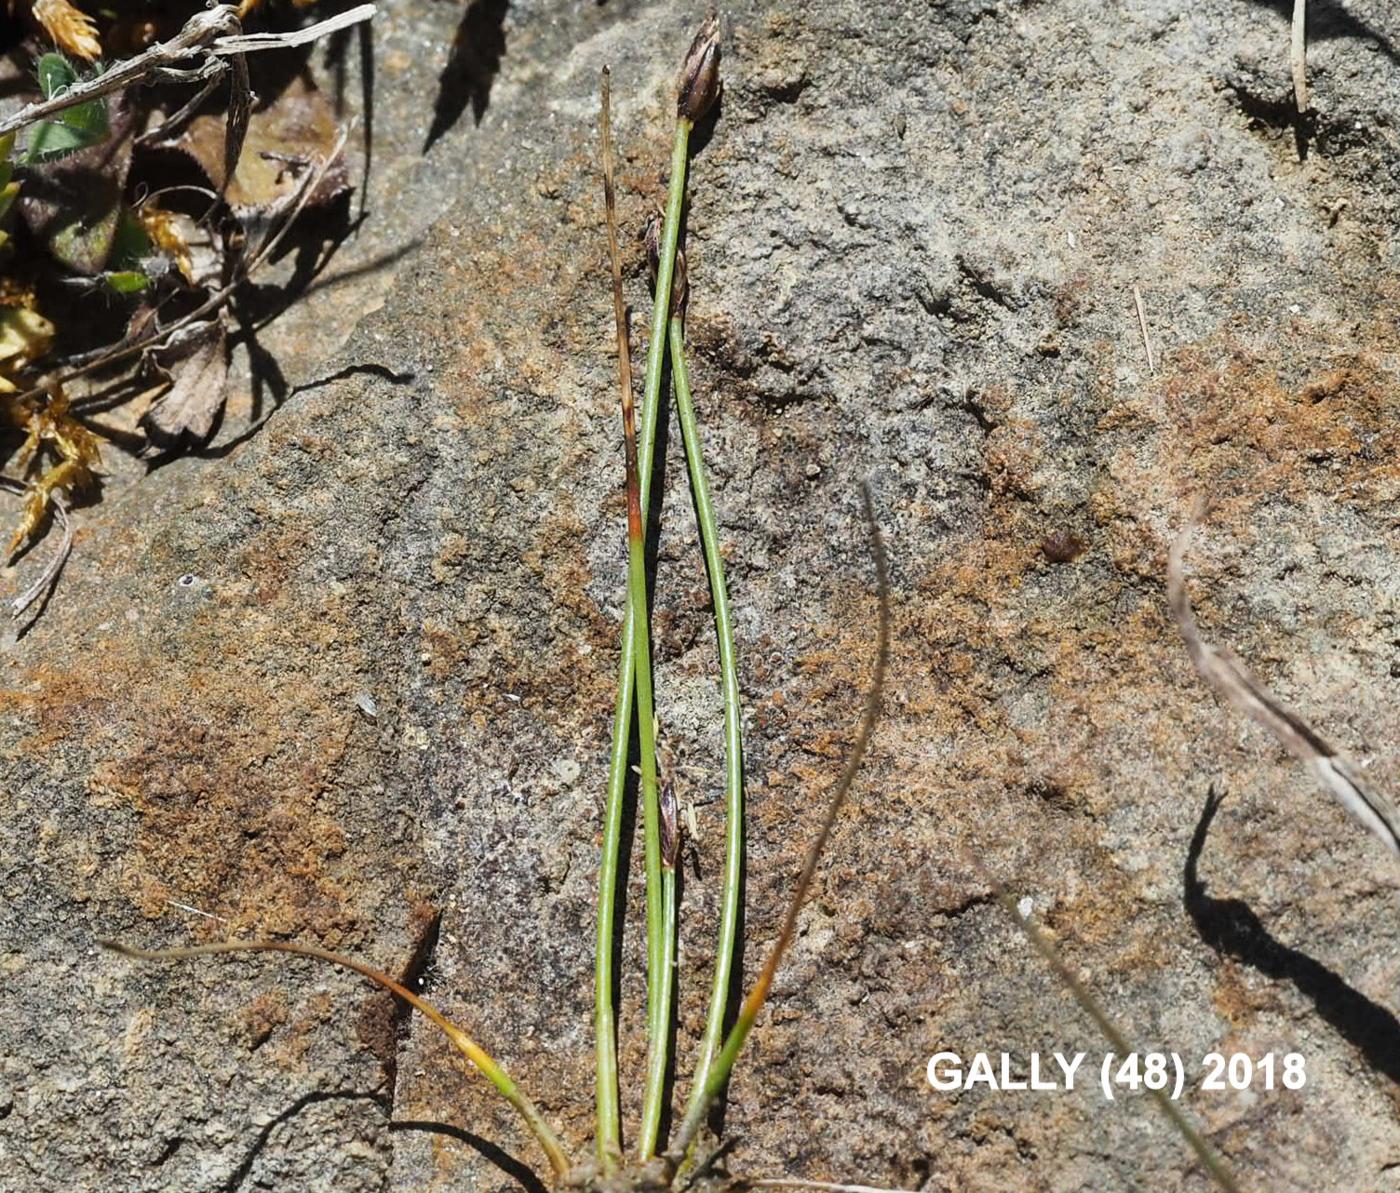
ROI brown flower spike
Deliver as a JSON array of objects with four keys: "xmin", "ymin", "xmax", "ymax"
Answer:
[{"xmin": 677, "ymin": 12, "xmax": 721, "ymax": 123}]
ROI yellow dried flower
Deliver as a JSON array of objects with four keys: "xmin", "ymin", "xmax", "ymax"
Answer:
[
  {"xmin": 139, "ymin": 204, "xmax": 194, "ymax": 283},
  {"xmin": 32, "ymin": 0, "xmax": 101, "ymax": 62},
  {"xmin": 7, "ymin": 387, "xmax": 102, "ymax": 559}
]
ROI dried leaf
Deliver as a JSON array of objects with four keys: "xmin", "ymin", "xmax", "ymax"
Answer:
[
  {"xmin": 138, "ymin": 204, "xmax": 196, "ymax": 282},
  {"xmin": 1167, "ymin": 501, "xmax": 1400, "ymax": 858},
  {"xmin": 0, "ymin": 306, "xmax": 55, "ymax": 377},
  {"xmin": 32, "ymin": 0, "xmax": 101, "ymax": 62},
  {"xmin": 176, "ymin": 75, "xmax": 347, "ymax": 215},
  {"xmin": 140, "ymin": 321, "xmax": 228, "ymax": 455}
]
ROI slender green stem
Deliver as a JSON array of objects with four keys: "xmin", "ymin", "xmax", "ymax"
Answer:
[
  {"xmin": 597, "ymin": 80, "xmax": 689, "ymax": 1170},
  {"xmin": 635, "ymin": 115, "xmax": 694, "ymax": 1162},
  {"xmin": 670, "ymin": 315, "xmax": 745, "ymax": 1129},
  {"xmin": 102, "ymin": 939, "xmax": 573, "ymax": 1178},
  {"xmin": 595, "ymin": 69, "xmax": 626, "ymax": 1169}
]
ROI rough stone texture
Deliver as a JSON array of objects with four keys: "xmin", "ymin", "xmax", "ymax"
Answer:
[{"xmin": 5, "ymin": 1, "xmax": 1400, "ymax": 1190}]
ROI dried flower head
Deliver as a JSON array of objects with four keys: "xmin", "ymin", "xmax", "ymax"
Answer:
[
  {"xmin": 32, "ymin": 0, "xmax": 101, "ymax": 61},
  {"xmin": 677, "ymin": 11, "xmax": 721, "ymax": 124},
  {"xmin": 6, "ymin": 385, "xmax": 102, "ymax": 559},
  {"xmin": 644, "ymin": 210, "xmax": 689, "ymax": 318}
]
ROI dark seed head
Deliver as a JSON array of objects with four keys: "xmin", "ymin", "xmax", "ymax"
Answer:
[
  {"xmin": 660, "ymin": 780, "xmax": 680, "ymax": 870},
  {"xmin": 677, "ymin": 12, "xmax": 722, "ymax": 123}
]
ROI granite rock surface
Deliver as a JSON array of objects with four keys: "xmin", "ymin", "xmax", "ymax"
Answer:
[{"xmin": 5, "ymin": 1, "xmax": 1400, "ymax": 1190}]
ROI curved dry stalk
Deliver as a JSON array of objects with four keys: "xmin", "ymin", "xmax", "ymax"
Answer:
[
  {"xmin": 1291, "ymin": 0, "xmax": 1308, "ymax": 114},
  {"xmin": 102, "ymin": 938, "xmax": 572, "ymax": 1178},
  {"xmin": 991, "ymin": 891, "xmax": 1242, "ymax": 1193},
  {"xmin": 670, "ymin": 484, "xmax": 890, "ymax": 1162},
  {"xmin": 1167, "ymin": 499, "xmax": 1400, "ymax": 857}
]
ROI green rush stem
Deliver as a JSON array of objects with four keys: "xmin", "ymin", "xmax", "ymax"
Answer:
[
  {"xmin": 102, "ymin": 939, "xmax": 572, "ymax": 1178},
  {"xmin": 596, "ymin": 75, "xmax": 686, "ymax": 1169},
  {"xmin": 635, "ymin": 115, "xmax": 693, "ymax": 1162},
  {"xmin": 670, "ymin": 314, "xmax": 745, "ymax": 1133}
]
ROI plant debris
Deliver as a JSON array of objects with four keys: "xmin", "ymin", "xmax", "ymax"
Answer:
[
  {"xmin": 1167, "ymin": 500, "xmax": 1400, "ymax": 858},
  {"xmin": 139, "ymin": 320, "xmax": 228, "ymax": 456},
  {"xmin": 0, "ymin": 2, "xmax": 375, "ymax": 614}
]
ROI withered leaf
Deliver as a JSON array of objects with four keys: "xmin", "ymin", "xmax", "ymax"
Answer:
[
  {"xmin": 175, "ymin": 75, "xmax": 347, "ymax": 216},
  {"xmin": 0, "ymin": 306, "xmax": 56, "ymax": 386},
  {"xmin": 32, "ymin": 0, "xmax": 101, "ymax": 62},
  {"xmin": 140, "ymin": 321, "xmax": 228, "ymax": 456}
]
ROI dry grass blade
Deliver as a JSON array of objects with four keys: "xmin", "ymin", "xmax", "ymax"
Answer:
[
  {"xmin": 1167, "ymin": 500, "xmax": 1400, "ymax": 857},
  {"xmin": 212, "ymin": 5, "xmax": 377, "ymax": 54},
  {"xmin": 1132, "ymin": 283, "xmax": 1155, "ymax": 375},
  {"xmin": 995, "ymin": 891, "xmax": 1242, "ymax": 1193},
  {"xmin": 100, "ymin": 937, "xmax": 573, "ymax": 1176},
  {"xmin": 1291, "ymin": 0, "xmax": 1308, "ymax": 114}
]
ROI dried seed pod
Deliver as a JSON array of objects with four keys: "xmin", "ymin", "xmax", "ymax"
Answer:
[
  {"xmin": 677, "ymin": 12, "xmax": 721, "ymax": 123},
  {"xmin": 660, "ymin": 779, "xmax": 680, "ymax": 870},
  {"xmin": 644, "ymin": 210, "xmax": 689, "ymax": 318}
]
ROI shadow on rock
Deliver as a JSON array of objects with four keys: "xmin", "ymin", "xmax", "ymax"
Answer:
[
  {"xmin": 1246, "ymin": 0, "xmax": 1399, "ymax": 66},
  {"xmin": 1183, "ymin": 786, "xmax": 1400, "ymax": 1085},
  {"xmin": 424, "ymin": 0, "xmax": 509, "ymax": 152},
  {"xmin": 220, "ymin": 1088, "xmax": 388, "ymax": 1193},
  {"xmin": 389, "ymin": 1119, "xmax": 547, "ymax": 1193}
]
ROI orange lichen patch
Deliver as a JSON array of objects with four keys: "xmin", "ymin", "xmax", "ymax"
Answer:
[
  {"xmin": 1146, "ymin": 339, "xmax": 1399, "ymax": 506},
  {"xmin": 0, "ymin": 663, "xmax": 113, "ymax": 752},
  {"xmin": 239, "ymin": 990, "xmax": 290, "ymax": 1050},
  {"xmin": 96, "ymin": 699, "xmax": 357, "ymax": 940},
  {"xmin": 7, "ymin": 516, "xmax": 377, "ymax": 944}
]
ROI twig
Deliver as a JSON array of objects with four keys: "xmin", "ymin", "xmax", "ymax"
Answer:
[
  {"xmin": 1133, "ymin": 284, "xmax": 1155, "ymax": 376},
  {"xmin": 1291, "ymin": 0, "xmax": 1308, "ymax": 115},
  {"xmin": 0, "ymin": 6, "xmax": 239, "ymax": 138},
  {"xmin": 1167, "ymin": 499, "xmax": 1400, "ymax": 857},
  {"xmin": 212, "ymin": 5, "xmax": 376, "ymax": 54},
  {"xmin": 0, "ymin": 3, "xmax": 377, "ymax": 141}
]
